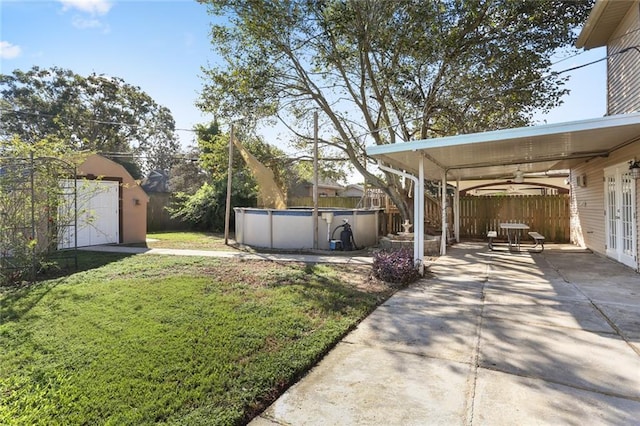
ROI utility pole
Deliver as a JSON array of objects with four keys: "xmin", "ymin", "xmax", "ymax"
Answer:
[
  {"xmin": 313, "ymin": 111, "xmax": 319, "ymax": 249},
  {"xmin": 224, "ymin": 122, "xmax": 235, "ymax": 245}
]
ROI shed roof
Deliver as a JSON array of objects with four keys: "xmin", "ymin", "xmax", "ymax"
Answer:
[{"xmin": 366, "ymin": 113, "xmax": 640, "ymax": 181}]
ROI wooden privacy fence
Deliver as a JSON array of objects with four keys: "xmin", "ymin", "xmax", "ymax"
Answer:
[
  {"xmin": 288, "ymin": 196, "xmax": 360, "ymax": 208},
  {"xmin": 459, "ymin": 195, "xmax": 570, "ymax": 242},
  {"xmin": 147, "ymin": 193, "xmax": 190, "ymax": 232},
  {"xmin": 146, "ymin": 194, "xmax": 361, "ymax": 232},
  {"xmin": 387, "ymin": 194, "xmax": 570, "ymax": 242},
  {"xmin": 291, "ymin": 194, "xmax": 570, "ymax": 243}
]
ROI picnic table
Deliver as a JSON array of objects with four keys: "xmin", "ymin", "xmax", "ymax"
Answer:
[{"xmin": 500, "ymin": 223, "xmax": 529, "ymax": 251}]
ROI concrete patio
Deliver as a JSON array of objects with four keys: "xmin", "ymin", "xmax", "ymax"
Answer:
[{"xmin": 251, "ymin": 242, "xmax": 640, "ymax": 425}]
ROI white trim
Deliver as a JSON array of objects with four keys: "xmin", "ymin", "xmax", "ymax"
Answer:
[
  {"xmin": 454, "ymin": 179, "xmax": 460, "ymax": 243},
  {"xmin": 418, "ymin": 157, "xmax": 425, "ymax": 271},
  {"xmin": 604, "ymin": 161, "xmax": 637, "ymax": 268},
  {"xmin": 367, "ymin": 113, "xmax": 640, "ymax": 157}
]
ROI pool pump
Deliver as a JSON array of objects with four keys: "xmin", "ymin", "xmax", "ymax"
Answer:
[{"xmin": 330, "ymin": 219, "xmax": 358, "ymax": 251}]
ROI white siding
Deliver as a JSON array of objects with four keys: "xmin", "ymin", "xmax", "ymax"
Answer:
[
  {"xmin": 607, "ymin": 4, "xmax": 640, "ymax": 115},
  {"xmin": 571, "ymin": 143, "xmax": 639, "ymax": 270},
  {"xmin": 571, "ymin": 162, "xmax": 606, "ymax": 251}
]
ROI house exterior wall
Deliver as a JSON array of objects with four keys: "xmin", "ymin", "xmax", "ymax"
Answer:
[
  {"xmin": 607, "ymin": 4, "xmax": 640, "ymax": 115},
  {"xmin": 288, "ymin": 182, "xmax": 342, "ymax": 198},
  {"xmin": 570, "ymin": 143, "xmax": 639, "ymax": 270},
  {"xmin": 318, "ymin": 187, "xmax": 340, "ymax": 197},
  {"xmin": 338, "ymin": 186, "xmax": 365, "ymax": 198},
  {"xmin": 78, "ymin": 155, "xmax": 149, "ymax": 244}
]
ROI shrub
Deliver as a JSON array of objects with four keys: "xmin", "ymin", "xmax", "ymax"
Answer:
[
  {"xmin": 167, "ymin": 179, "xmax": 256, "ymax": 231},
  {"xmin": 372, "ymin": 248, "xmax": 420, "ymax": 285}
]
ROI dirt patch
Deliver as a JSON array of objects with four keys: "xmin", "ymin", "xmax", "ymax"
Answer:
[{"xmin": 199, "ymin": 259, "xmax": 396, "ymax": 296}]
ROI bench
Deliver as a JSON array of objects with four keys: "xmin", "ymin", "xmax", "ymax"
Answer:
[
  {"xmin": 528, "ymin": 232, "xmax": 545, "ymax": 252},
  {"xmin": 487, "ymin": 231, "xmax": 497, "ymax": 250}
]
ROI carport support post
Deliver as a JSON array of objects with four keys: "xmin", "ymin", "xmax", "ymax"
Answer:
[
  {"xmin": 440, "ymin": 170, "xmax": 447, "ymax": 256},
  {"xmin": 417, "ymin": 157, "xmax": 425, "ymax": 275},
  {"xmin": 454, "ymin": 178, "xmax": 460, "ymax": 243}
]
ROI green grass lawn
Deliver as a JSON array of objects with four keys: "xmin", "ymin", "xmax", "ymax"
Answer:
[
  {"xmin": 1, "ymin": 251, "xmax": 393, "ymax": 425},
  {"xmin": 144, "ymin": 232, "xmax": 231, "ymax": 251}
]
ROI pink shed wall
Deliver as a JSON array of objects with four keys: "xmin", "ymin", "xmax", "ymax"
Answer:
[{"xmin": 77, "ymin": 154, "xmax": 149, "ymax": 245}]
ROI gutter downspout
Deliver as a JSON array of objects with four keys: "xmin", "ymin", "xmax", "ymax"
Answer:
[{"xmin": 377, "ymin": 160, "xmax": 424, "ymax": 275}]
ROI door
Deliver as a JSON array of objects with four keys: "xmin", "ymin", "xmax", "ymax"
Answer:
[
  {"xmin": 58, "ymin": 179, "xmax": 119, "ymax": 248},
  {"xmin": 604, "ymin": 163, "xmax": 637, "ymax": 268}
]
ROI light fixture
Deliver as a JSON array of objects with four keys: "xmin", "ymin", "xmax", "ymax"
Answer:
[{"xmin": 629, "ymin": 160, "xmax": 640, "ymax": 180}]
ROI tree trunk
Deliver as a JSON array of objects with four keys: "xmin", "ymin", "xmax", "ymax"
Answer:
[{"xmin": 356, "ymin": 165, "xmax": 414, "ymax": 229}]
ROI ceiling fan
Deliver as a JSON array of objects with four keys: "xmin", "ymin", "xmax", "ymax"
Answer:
[
  {"xmin": 513, "ymin": 168, "xmax": 525, "ymax": 183},
  {"xmin": 494, "ymin": 167, "xmax": 526, "ymax": 183}
]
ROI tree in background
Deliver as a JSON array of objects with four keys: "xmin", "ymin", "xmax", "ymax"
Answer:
[
  {"xmin": 198, "ymin": 0, "xmax": 592, "ymax": 222},
  {"xmin": 168, "ymin": 146, "xmax": 207, "ymax": 195},
  {"xmin": 169, "ymin": 121, "xmax": 262, "ymax": 230},
  {"xmin": 169, "ymin": 120, "xmax": 342, "ymax": 230},
  {"xmin": 0, "ymin": 66, "xmax": 180, "ymax": 178}
]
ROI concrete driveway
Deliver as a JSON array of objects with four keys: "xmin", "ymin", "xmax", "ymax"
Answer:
[{"xmin": 251, "ymin": 243, "xmax": 640, "ymax": 425}]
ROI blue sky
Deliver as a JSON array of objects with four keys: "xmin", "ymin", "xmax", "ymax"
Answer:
[
  {"xmin": 1, "ymin": 0, "xmax": 217, "ymax": 150},
  {"xmin": 1, "ymin": 0, "xmax": 608, "ymax": 157}
]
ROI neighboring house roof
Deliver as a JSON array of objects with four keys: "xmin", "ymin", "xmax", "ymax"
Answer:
[
  {"xmin": 141, "ymin": 169, "xmax": 170, "ymax": 193},
  {"xmin": 366, "ymin": 112, "xmax": 640, "ymax": 181},
  {"xmin": 344, "ymin": 183, "xmax": 364, "ymax": 190},
  {"xmin": 311, "ymin": 179, "xmax": 344, "ymax": 190},
  {"xmin": 288, "ymin": 178, "xmax": 345, "ymax": 198},
  {"xmin": 294, "ymin": 178, "xmax": 344, "ymax": 191},
  {"xmin": 338, "ymin": 184, "xmax": 364, "ymax": 197},
  {"xmin": 576, "ymin": 0, "xmax": 636, "ymax": 49}
]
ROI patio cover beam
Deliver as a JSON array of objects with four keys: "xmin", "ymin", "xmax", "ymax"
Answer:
[{"xmin": 367, "ymin": 113, "xmax": 640, "ymax": 182}]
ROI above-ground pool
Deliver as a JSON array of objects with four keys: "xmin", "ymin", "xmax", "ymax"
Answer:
[{"xmin": 234, "ymin": 207, "xmax": 383, "ymax": 251}]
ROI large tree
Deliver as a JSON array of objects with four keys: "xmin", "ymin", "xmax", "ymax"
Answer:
[
  {"xmin": 198, "ymin": 0, "xmax": 592, "ymax": 221},
  {"xmin": 0, "ymin": 66, "xmax": 180, "ymax": 178}
]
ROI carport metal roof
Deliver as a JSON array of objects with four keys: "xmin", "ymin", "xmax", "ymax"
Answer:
[{"xmin": 367, "ymin": 113, "xmax": 640, "ymax": 182}]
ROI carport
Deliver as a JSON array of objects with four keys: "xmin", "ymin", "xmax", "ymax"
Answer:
[{"xmin": 366, "ymin": 112, "xmax": 640, "ymax": 271}]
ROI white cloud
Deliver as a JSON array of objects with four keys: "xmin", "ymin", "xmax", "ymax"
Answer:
[
  {"xmin": 0, "ymin": 41, "xmax": 22, "ymax": 59},
  {"xmin": 59, "ymin": 0, "xmax": 112, "ymax": 16}
]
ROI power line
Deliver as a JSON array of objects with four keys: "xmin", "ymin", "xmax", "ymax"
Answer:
[
  {"xmin": 2, "ymin": 45, "xmax": 638, "ymax": 141},
  {"xmin": 352, "ymin": 44, "xmax": 640, "ymax": 141},
  {"xmin": 98, "ymin": 152, "xmax": 201, "ymax": 162},
  {"xmin": 0, "ymin": 107, "xmax": 197, "ymax": 133},
  {"xmin": 98, "ymin": 151, "xmax": 350, "ymax": 163}
]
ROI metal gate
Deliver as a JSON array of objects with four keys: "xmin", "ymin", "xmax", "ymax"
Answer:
[{"xmin": 0, "ymin": 154, "xmax": 77, "ymax": 283}]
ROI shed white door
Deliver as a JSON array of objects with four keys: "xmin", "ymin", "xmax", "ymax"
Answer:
[
  {"xmin": 58, "ymin": 180, "xmax": 119, "ymax": 248},
  {"xmin": 604, "ymin": 163, "xmax": 637, "ymax": 268}
]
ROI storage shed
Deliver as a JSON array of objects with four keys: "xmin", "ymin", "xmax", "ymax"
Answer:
[{"xmin": 60, "ymin": 154, "xmax": 148, "ymax": 247}]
